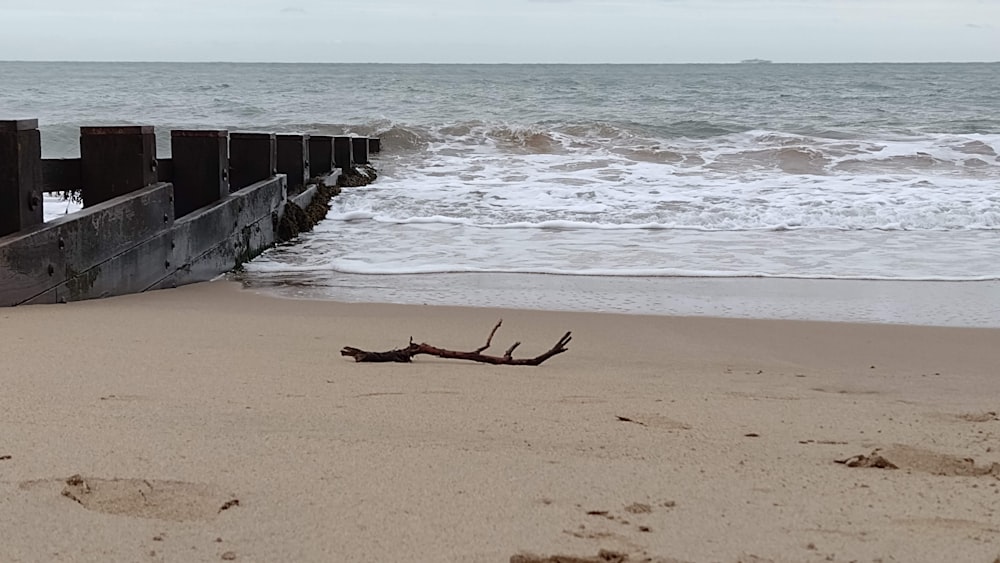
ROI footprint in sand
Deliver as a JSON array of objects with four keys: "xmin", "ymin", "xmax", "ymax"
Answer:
[
  {"xmin": 512, "ymin": 549, "xmax": 694, "ymax": 563},
  {"xmin": 955, "ymin": 411, "xmax": 999, "ymax": 423},
  {"xmin": 837, "ymin": 445, "xmax": 1000, "ymax": 477},
  {"xmin": 19, "ymin": 475, "xmax": 239, "ymax": 522}
]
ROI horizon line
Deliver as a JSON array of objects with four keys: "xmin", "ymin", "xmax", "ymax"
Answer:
[{"xmin": 2, "ymin": 59, "xmax": 999, "ymax": 65}]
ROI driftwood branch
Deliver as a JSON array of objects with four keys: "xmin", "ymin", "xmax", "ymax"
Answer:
[
  {"xmin": 475, "ymin": 319, "xmax": 503, "ymax": 353},
  {"xmin": 340, "ymin": 319, "xmax": 571, "ymax": 366}
]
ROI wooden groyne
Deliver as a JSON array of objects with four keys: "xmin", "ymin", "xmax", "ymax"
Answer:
[{"xmin": 0, "ymin": 119, "xmax": 379, "ymax": 306}]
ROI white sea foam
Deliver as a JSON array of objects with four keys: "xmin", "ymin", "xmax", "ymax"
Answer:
[
  {"xmin": 245, "ymin": 119, "xmax": 1000, "ymax": 285},
  {"xmin": 327, "ymin": 128, "xmax": 1000, "ymax": 232}
]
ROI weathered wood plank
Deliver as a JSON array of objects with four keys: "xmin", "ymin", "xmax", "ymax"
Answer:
[
  {"xmin": 55, "ymin": 182, "xmax": 175, "ymax": 277},
  {"xmin": 351, "ymin": 137, "xmax": 369, "ymax": 165},
  {"xmin": 0, "ymin": 183, "xmax": 174, "ymax": 306},
  {"xmin": 230, "ymin": 133, "xmax": 275, "ymax": 192},
  {"xmin": 333, "ymin": 136, "xmax": 353, "ymax": 169},
  {"xmin": 149, "ymin": 175, "xmax": 285, "ymax": 290},
  {"xmin": 43, "ymin": 158, "xmax": 174, "ymax": 192},
  {"xmin": 20, "ymin": 287, "xmax": 59, "ymax": 306},
  {"xmin": 80, "ymin": 126, "xmax": 158, "ymax": 207},
  {"xmin": 0, "ymin": 222, "xmax": 64, "ymax": 306},
  {"xmin": 0, "ymin": 119, "xmax": 43, "ymax": 237},
  {"xmin": 277, "ymin": 134, "xmax": 309, "ymax": 195},
  {"xmin": 37, "ymin": 230, "xmax": 175, "ymax": 303},
  {"xmin": 157, "ymin": 158, "xmax": 173, "ymax": 183},
  {"xmin": 308, "ymin": 135, "xmax": 334, "ymax": 176},
  {"xmin": 155, "ymin": 213, "xmax": 275, "ymax": 290},
  {"xmin": 42, "ymin": 158, "xmax": 174, "ymax": 193},
  {"xmin": 171, "ymin": 130, "xmax": 229, "ymax": 218},
  {"xmin": 41, "ymin": 159, "xmax": 82, "ymax": 192}
]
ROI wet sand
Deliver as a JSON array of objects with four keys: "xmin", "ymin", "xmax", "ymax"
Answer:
[
  {"xmin": 2, "ymin": 281, "xmax": 999, "ymax": 562},
  {"xmin": 243, "ymin": 273, "xmax": 1000, "ymax": 328}
]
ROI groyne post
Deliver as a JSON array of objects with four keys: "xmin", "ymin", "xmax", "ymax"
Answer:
[
  {"xmin": 351, "ymin": 137, "xmax": 369, "ymax": 165},
  {"xmin": 229, "ymin": 132, "xmax": 276, "ymax": 191},
  {"xmin": 277, "ymin": 134, "xmax": 309, "ymax": 194},
  {"xmin": 80, "ymin": 126, "xmax": 157, "ymax": 207},
  {"xmin": 369, "ymin": 138, "xmax": 381, "ymax": 153},
  {"xmin": 333, "ymin": 136, "xmax": 353, "ymax": 169},
  {"xmin": 308, "ymin": 135, "xmax": 334, "ymax": 176},
  {"xmin": 0, "ymin": 119, "xmax": 43, "ymax": 237},
  {"xmin": 171, "ymin": 130, "xmax": 229, "ymax": 217}
]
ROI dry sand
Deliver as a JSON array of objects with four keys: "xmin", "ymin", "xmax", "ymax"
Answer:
[{"xmin": 1, "ymin": 281, "xmax": 999, "ymax": 563}]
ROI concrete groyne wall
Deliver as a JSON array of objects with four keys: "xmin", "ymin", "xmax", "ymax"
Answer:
[{"xmin": 0, "ymin": 119, "xmax": 379, "ymax": 306}]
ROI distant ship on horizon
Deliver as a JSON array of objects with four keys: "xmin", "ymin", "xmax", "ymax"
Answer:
[{"xmin": 740, "ymin": 58, "xmax": 774, "ymax": 64}]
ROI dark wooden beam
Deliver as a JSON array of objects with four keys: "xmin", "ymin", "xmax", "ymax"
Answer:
[
  {"xmin": 0, "ymin": 119, "xmax": 43, "ymax": 237},
  {"xmin": 333, "ymin": 136, "xmax": 353, "ymax": 169},
  {"xmin": 351, "ymin": 137, "xmax": 369, "ymax": 165},
  {"xmin": 170, "ymin": 129, "xmax": 229, "ymax": 217},
  {"xmin": 277, "ymin": 134, "xmax": 309, "ymax": 195},
  {"xmin": 80, "ymin": 125, "xmax": 158, "ymax": 208},
  {"xmin": 229, "ymin": 132, "xmax": 276, "ymax": 191},
  {"xmin": 308, "ymin": 135, "xmax": 334, "ymax": 176},
  {"xmin": 41, "ymin": 159, "xmax": 81, "ymax": 193}
]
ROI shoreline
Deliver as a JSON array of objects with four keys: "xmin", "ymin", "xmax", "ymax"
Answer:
[
  {"xmin": 239, "ymin": 273, "xmax": 1000, "ymax": 329},
  {"xmin": 3, "ymin": 281, "xmax": 1000, "ymax": 562}
]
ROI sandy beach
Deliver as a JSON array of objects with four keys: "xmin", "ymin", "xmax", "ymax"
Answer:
[{"xmin": 2, "ymin": 280, "xmax": 999, "ymax": 563}]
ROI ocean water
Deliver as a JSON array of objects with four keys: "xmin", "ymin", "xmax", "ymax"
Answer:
[{"xmin": 4, "ymin": 62, "xmax": 999, "ymax": 325}]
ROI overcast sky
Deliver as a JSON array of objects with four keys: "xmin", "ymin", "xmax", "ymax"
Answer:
[{"xmin": 1, "ymin": 0, "xmax": 997, "ymax": 63}]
